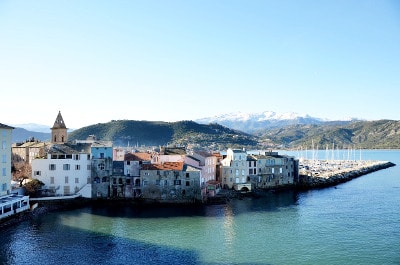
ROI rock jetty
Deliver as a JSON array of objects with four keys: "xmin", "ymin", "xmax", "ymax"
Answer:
[{"xmin": 297, "ymin": 160, "xmax": 395, "ymax": 189}]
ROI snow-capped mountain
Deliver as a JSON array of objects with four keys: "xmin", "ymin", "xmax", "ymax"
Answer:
[{"xmin": 196, "ymin": 111, "xmax": 328, "ymax": 133}]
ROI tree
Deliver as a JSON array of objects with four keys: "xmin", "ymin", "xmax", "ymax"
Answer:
[
  {"xmin": 24, "ymin": 179, "xmax": 45, "ymax": 197},
  {"xmin": 12, "ymin": 161, "xmax": 32, "ymax": 187}
]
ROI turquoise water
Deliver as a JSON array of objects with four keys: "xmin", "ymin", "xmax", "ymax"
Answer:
[{"xmin": 1, "ymin": 150, "xmax": 399, "ymax": 265}]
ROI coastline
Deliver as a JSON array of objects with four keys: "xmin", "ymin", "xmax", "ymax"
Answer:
[{"xmin": 1, "ymin": 160, "xmax": 396, "ymax": 229}]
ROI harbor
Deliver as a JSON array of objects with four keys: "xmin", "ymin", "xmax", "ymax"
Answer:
[{"xmin": 297, "ymin": 158, "xmax": 395, "ymax": 188}]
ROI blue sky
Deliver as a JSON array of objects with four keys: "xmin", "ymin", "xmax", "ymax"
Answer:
[{"xmin": 1, "ymin": 0, "xmax": 399, "ymax": 129}]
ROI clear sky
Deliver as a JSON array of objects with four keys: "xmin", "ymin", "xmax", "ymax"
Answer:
[{"xmin": 1, "ymin": 0, "xmax": 399, "ymax": 129}]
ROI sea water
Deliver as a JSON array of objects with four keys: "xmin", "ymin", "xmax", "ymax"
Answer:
[{"xmin": 0, "ymin": 150, "xmax": 399, "ymax": 265}]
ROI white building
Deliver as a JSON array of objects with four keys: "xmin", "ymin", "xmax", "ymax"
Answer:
[
  {"xmin": 30, "ymin": 112, "xmax": 92, "ymax": 198},
  {"xmin": 32, "ymin": 145, "xmax": 92, "ymax": 197}
]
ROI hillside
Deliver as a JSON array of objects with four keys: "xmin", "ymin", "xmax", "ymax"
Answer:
[
  {"xmin": 257, "ymin": 120, "xmax": 400, "ymax": 149},
  {"xmin": 12, "ymin": 128, "xmax": 51, "ymax": 143},
  {"xmin": 68, "ymin": 120, "xmax": 259, "ymax": 149},
  {"xmin": 15, "ymin": 119, "xmax": 400, "ymax": 150}
]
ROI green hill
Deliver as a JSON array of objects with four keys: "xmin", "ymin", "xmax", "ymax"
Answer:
[
  {"xmin": 68, "ymin": 120, "xmax": 259, "ymax": 149},
  {"xmin": 67, "ymin": 119, "xmax": 400, "ymax": 150},
  {"xmin": 257, "ymin": 120, "xmax": 400, "ymax": 149}
]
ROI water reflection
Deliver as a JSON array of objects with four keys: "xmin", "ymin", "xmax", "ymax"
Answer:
[{"xmin": 222, "ymin": 204, "xmax": 236, "ymax": 256}]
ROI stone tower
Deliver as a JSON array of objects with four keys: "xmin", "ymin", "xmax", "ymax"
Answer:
[{"xmin": 51, "ymin": 111, "xmax": 68, "ymax": 144}]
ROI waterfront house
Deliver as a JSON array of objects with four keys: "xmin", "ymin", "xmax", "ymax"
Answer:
[
  {"xmin": 84, "ymin": 140, "xmax": 113, "ymax": 198},
  {"xmin": 188, "ymin": 150, "xmax": 219, "ymax": 196},
  {"xmin": 220, "ymin": 148, "xmax": 250, "ymax": 191},
  {"xmin": 248, "ymin": 151, "xmax": 298, "ymax": 189},
  {"xmin": 124, "ymin": 152, "xmax": 152, "ymax": 198},
  {"xmin": 140, "ymin": 162, "xmax": 203, "ymax": 202},
  {"xmin": 32, "ymin": 144, "xmax": 92, "ymax": 197},
  {"xmin": 220, "ymin": 149, "xmax": 298, "ymax": 191}
]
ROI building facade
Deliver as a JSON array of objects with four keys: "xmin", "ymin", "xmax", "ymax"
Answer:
[
  {"xmin": 220, "ymin": 149, "xmax": 248, "ymax": 189},
  {"xmin": 140, "ymin": 162, "xmax": 202, "ymax": 202},
  {"xmin": 248, "ymin": 151, "xmax": 298, "ymax": 189},
  {"xmin": 32, "ymin": 145, "xmax": 92, "ymax": 197},
  {"xmin": 0, "ymin": 123, "xmax": 14, "ymax": 196},
  {"xmin": 220, "ymin": 149, "xmax": 298, "ymax": 191}
]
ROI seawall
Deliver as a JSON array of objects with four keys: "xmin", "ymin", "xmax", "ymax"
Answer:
[{"xmin": 297, "ymin": 161, "xmax": 395, "ymax": 189}]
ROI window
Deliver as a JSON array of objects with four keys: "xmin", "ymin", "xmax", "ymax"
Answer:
[
  {"xmin": 74, "ymin": 154, "xmax": 80, "ymax": 160},
  {"xmin": 75, "ymin": 178, "xmax": 79, "ymax": 184},
  {"xmin": 87, "ymin": 177, "xmax": 91, "ymax": 184},
  {"xmin": 63, "ymin": 164, "xmax": 70, "ymax": 170},
  {"xmin": 49, "ymin": 164, "xmax": 56, "ymax": 171},
  {"xmin": 65, "ymin": 176, "xmax": 69, "ymax": 184},
  {"xmin": 2, "ymin": 130, "xmax": 7, "ymax": 137},
  {"xmin": 100, "ymin": 153, "xmax": 104, "ymax": 159},
  {"xmin": 50, "ymin": 177, "xmax": 54, "ymax": 184},
  {"xmin": 279, "ymin": 168, "xmax": 283, "ymax": 174},
  {"xmin": 2, "ymin": 141, "xmax": 6, "ymax": 149},
  {"xmin": 2, "ymin": 183, "xmax": 7, "ymax": 191},
  {"xmin": 156, "ymin": 179, "xmax": 160, "ymax": 185},
  {"xmin": 272, "ymin": 168, "xmax": 275, "ymax": 174},
  {"xmin": 1, "ymin": 154, "xmax": 6, "ymax": 163},
  {"xmin": 87, "ymin": 165, "xmax": 91, "ymax": 170},
  {"xmin": 75, "ymin": 165, "xmax": 80, "ymax": 170},
  {"xmin": 186, "ymin": 181, "xmax": 190, "ymax": 187},
  {"xmin": 34, "ymin": 171, "xmax": 41, "ymax": 176},
  {"xmin": 2, "ymin": 168, "xmax": 6, "ymax": 176},
  {"xmin": 186, "ymin": 173, "xmax": 190, "ymax": 178},
  {"xmin": 235, "ymin": 169, "xmax": 239, "ymax": 176},
  {"xmin": 241, "ymin": 169, "xmax": 245, "ymax": 176},
  {"xmin": 174, "ymin": 180, "xmax": 181, "ymax": 185}
]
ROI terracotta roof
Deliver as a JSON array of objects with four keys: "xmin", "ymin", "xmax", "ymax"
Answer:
[
  {"xmin": 141, "ymin": 162, "xmax": 184, "ymax": 171},
  {"xmin": 125, "ymin": 152, "xmax": 152, "ymax": 161}
]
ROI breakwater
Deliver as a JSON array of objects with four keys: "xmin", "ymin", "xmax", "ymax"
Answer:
[{"xmin": 297, "ymin": 160, "xmax": 395, "ymax": 189}]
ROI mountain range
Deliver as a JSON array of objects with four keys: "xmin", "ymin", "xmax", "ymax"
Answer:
[
  {"xmin": 10, "ymin": 111, "xmax": 400, "ymax": 149},
  {"xmin": 195, "ymin": 111, "xmax": 358, "ymax": 133}
]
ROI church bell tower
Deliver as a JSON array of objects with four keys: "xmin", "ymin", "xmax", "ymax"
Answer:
[{"xmin": 51, "ymin": 111, "xmax": 68, "ymax": 144}]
